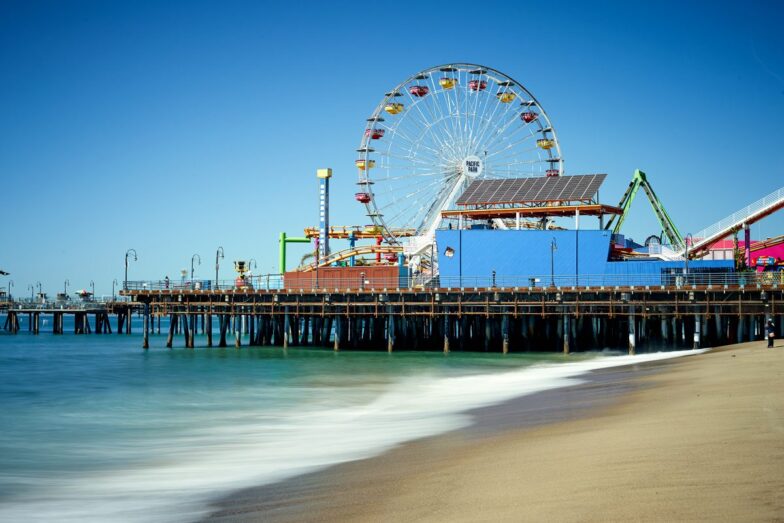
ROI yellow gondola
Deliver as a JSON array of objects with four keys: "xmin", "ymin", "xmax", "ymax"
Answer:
[
  {"xmin": 439, "ymin": 77, "xmax": 456, "ymax": 90},
  {"xmin": 537, "ymin": 138, "xmax": 555, "ymax": 150},
  {"xmin": 384, "ymin": 103, "xmax": 404, "ymax": 115},
  {"xmin": 355, "ymin": 159, "xmax": 376, "ymax": 170},
  {"xmin": 496, "ymin": 92, "xmax": 516, "ymax": 103}
]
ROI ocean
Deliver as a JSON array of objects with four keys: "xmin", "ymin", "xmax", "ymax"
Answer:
[{"xmin": 0, "ymin": 316, "xmax": 701, "ymax": 522}]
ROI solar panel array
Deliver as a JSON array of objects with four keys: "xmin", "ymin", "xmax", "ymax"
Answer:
[{"xmin": 456, "ymin": 174, "xmax": 607, "ymax": 206}]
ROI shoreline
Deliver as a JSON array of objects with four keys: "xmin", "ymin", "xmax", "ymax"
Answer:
[{"xmin": 202, "ymin": 349, "xmax": 722, "ymax": 522}]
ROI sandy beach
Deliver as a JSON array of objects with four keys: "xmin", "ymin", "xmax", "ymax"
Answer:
[{"xmin": 206, "ymin": 342, "xmax": 784, "ymax": 522}]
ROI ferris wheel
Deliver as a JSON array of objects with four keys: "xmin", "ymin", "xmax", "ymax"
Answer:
[{"xmin": 355, "ymin": 63, "xmax": 563, "ymax": 245}]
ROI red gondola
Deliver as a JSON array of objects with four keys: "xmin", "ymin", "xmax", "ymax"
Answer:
[
  {"xmin": 468, "ymin": 80, "xmax": 487, "ymax": 91},
  {"xmin": 521, "ymin": 112, "xmax": 539, "ymax": 123},
  {"xmin": 408, "ymin": 85, "xmax": 429, "ymax": 97},
  {"xmin": 385, "ymin": 253, "xmax": 398, "ymax": 262},
  {"xmin": 364, "ymin": 128, "xmax": 385, "ymax": 139},
  {"xmin": 546, "ymin": 169, "xmax": 560, "ymax": 177},
  {"xmin": 355, "ymin": 192, "xmax": 372, "ymax": 203}
]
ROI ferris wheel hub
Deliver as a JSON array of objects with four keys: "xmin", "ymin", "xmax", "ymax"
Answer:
[{"xmin": 459, "ymin": 155, "xmax": 484, "ymax": 178}]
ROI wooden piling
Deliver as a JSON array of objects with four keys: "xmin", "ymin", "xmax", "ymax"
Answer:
[
  {"xmin": 142, "ymin": 303, "xmax": 149, "ymax": 349},
  {"xmin": 166, "ymin": 314, "xmax": 176, "ymax": 348}
]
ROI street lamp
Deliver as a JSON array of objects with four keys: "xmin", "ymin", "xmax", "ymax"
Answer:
[
  {"xmin": 64, "ymin": 278, "xmax": 70, "ymax": 297},
  {"xmin": 28, "ymin": 284, "xmax": 34, "ymax": 301},
  {"xmin": 550, "ymin": 237, "xmax": 558, "ymax": 288},
  {"xmin": 191, "ymin": 254, "xmax": 201, "ymax": 289},
  {"xmin": 36, "ymin": 281, "xmax": 42, "ymax": 301},
  {"xmin": 248, "ymin": 258, "xmax": 257, "ymax": 286},
  {"xmin": 112, "ymin": 279, "xmax": 118, "ymax": 301},
  {"xmin": 684, "ymin": 233, "xmax": 693, "ymax": 284},
  {"xmin": 215, "ymin": 246, "xmax": 224, "ymax": 290},
  {"xmin": 90, "ymin": 280, "xmax": 95, "ymax": 300},
  {"xmin": 7, "ymin": 280, "xmax": 13, "ymax": 301},
  {"xmin": 124, "ymin": 249, "xmax": 138, "ymax": 291}
]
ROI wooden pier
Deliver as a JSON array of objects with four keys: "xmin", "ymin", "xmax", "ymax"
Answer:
[
  {"xmin": 116, "ymin": 282, "xmax": 783, "ymax": 354},
  {"xmin": 1, "ymin": 302, "xmax": 139, "ymax": 336}
]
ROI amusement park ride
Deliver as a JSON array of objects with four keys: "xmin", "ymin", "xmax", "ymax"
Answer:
[{"xmin": 279, "ymin": 63, "xmax": 784, "ymax": 284}]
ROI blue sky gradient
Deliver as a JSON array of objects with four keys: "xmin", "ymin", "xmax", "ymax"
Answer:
[{"xmin": 1, "ymin": 0, "xmax": 783, "ymax": 295}]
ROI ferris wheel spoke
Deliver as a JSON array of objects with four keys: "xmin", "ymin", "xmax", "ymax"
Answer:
[
  {"xmin": 485, "ymin": 135, "xmax": 541, "ymax": 160},
  {"xmin": 377, "ymin": 173, "xmax": 456, "ymax": 205},
  {"xmin": 403, "ymin": 90, "xmax": 455, "ymax": 155},
  {"xmin": 468, "ymin": 76, "xmax": 494, "ymax": 151},
  {"xmin": 485, "ymin": 147, "xmax": 541, "ymax": 167},
  {"xmin": 424, "ymin": 83, "xmax": 463, "ymax": 161},
  {"xmin": 376, "ymin": 177, "xmax": 453, "ymax": 203},
  {"xmin": 471, "ymin": 86, "xmax": 518, "ymax": 153},
  {"xmin": 378, "ymin": 182, "xmax": 451, "ymax": 226},
  {"xmin": 481, "ymin": 118, "xmax": 541, "ymax": 156},
  {"xmin": 426, "ymin": 75, "xmax": 462, "ymax": 158},
  {"xmin": 376, "ymin": 178, "xmax": 447, "ymax": 195},
  {"xmin": 377, "ymin": 149, "xmax": 448, "ymax": 168},
  {"xmin": 387, "ymin": 118, "xmax": 443, "ymax": 161},
  {"xmin": 378, "ymin": 168, "xmax": 449, "ymax": 182},
  {"xmin": 485, "ymin": 157, "xmax": 544, "ymax": 168},
  {"xmin": 450, "ymin": 69, "xmax": 467, "ymax": 156}
]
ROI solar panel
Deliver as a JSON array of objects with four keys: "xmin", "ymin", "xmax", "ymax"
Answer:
[{"xmin": 456, "ymin": 174, "xmax": 606, "ymax": 206}]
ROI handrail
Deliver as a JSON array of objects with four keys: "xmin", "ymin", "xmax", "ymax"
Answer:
[
  {"xmin": 120, "ymin": 270, "xmax": 784, "ymax": 292},
  {"xmin": 686, "ymin": 186, "xmax": 784, "ymax": 257}
]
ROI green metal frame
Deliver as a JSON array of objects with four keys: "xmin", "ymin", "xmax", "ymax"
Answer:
[
  {"xmin": 604, "ymin": 169, "xmax": 684, "ymax": 250},
  {"xmin": 279, "ymin": 232, "xmax": 311, "ymax": 274}
]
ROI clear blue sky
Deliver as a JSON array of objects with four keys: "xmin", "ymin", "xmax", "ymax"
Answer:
[{"xmin": 2, "ymin": 0, "xmax": 783, "ymax": 296}]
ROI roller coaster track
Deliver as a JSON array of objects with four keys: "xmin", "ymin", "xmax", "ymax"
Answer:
[
  {"xmin": 684, "ymin": 185, "xmax": 784, "ymax": 259},
  {"xmin": 299, "ymin": 245, "xmax": 403, "ymax": 272},
  {"xmin": 751, "ymin": 234, "xmax": 784, "ymax": 252}
]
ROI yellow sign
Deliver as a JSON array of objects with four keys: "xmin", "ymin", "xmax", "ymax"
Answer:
[{"xmin": 316, "ymin": 168, "xmax": 332, "ymax": 179}]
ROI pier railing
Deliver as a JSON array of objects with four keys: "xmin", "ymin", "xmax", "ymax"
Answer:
[{"xmin": 123, "ymin": 271, "xmax": 783, "ymax": 293}]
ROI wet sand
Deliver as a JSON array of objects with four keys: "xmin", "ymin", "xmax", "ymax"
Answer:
[{"xmin": 204, "ymin": 342, "xmax": 784, "ymax": 522}]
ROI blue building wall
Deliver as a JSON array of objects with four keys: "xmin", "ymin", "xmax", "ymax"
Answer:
[
  {"xmin": 435, "ymin": 229, "xmax": 612, "ymax": 285},
  {"xmin": 604, "ymin": 260, "xmax": 734, "ymax": 286},
  {"xmin": 435, "ymin": 229, "xmax": 734, "ymax": 287}
]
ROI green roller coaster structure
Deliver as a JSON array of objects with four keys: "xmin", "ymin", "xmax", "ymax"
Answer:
[{"xmin": 604, "ymin": 169, "xmax": 684, "ymax": 251}]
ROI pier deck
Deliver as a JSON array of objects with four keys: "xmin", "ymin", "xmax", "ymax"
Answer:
[{"xmin": 116, "ymin": 274, "xmax": 783, "ymax": 353}]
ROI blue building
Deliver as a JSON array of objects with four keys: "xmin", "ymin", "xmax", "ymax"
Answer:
[{"xmin": 435, "ymin": 229, "xmax": 733, "ymax": 287}]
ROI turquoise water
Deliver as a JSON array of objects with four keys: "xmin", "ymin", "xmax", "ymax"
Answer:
[{"xmin": 0, "ymin": 321, "xmax": 697, "ymax": 522}]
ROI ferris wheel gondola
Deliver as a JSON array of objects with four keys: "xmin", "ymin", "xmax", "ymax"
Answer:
[{"xmin": 356, "ymin": 63, "xmax": 563, "ymax": 245}]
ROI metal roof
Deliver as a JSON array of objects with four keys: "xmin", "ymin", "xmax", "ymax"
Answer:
[{"xmin": 456, "ymin": 174, "xmax": 607, "ymax": 206}]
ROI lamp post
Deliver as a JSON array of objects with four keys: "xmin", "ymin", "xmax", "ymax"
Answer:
[
  {"xmin": 124, "ymin": 249, "xmax": 138, "ymax": 291},
  {"xmin": 684, "ymin": 233, "xmax": 693, "ymax": 284},
  {"xmin": 28, "ymin": 284, "xmax": 34, "ymax": 301},
  {"xmin": 64, "ymin": 278, "xmax": 70, "ymax": 297},
  {"xmin": 112, "ymin": 279, "xmax": 118, "ymax": 301},
  {"xmin": 215, "ymin": 246, "xmax": 224, "ymax": 290},
  {"xmin": 7, "ymin": 280, "xmax": 13, "ymax": 301},
  {"xmin": 36, "ymin": 281, "xmax": 42, "ymax": 301},
  {"xmin": 248, "ymin": 258, "xmax": 257, "ymax": 286},
  {"xmin": 90, "ymin": 280, "xmax": 95, "ymax": 301},
  {"xmin": 550, "ymin": 238, "xmax": 558, "ymax": 288},
  {"xmin": 191, "ymin": 254, "xmax": 201, "ymax": 289}
]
